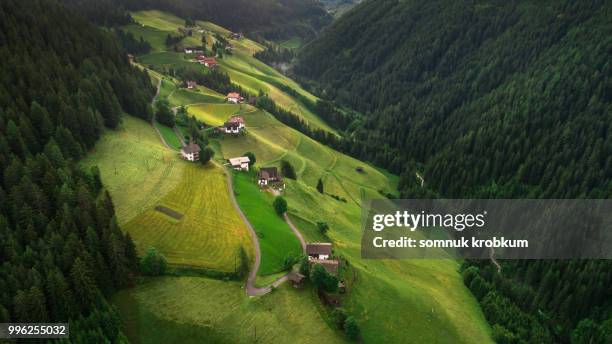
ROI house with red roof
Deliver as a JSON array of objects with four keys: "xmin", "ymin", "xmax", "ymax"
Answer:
[{"xmin": 227, "ymin": 92, "xmax": 242, "ymax": 104}]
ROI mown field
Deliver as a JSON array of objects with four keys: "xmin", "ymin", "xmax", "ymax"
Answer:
[
  {"xmin": 114, "ymin": 10, "xmax": 493, "ymax": 344},
  {"xmin": 113, "ymin": 277, "xmax": 346, "ymax": 344},
  {"xmin": 83, "ymin": 116, "xmax": 253, "ymax": 272},
  {"xmin": 82, "ymin": 116, "xmax": 184, "ymax": 224}
]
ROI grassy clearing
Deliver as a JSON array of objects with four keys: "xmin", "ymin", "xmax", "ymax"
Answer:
[
  {"xmin": 123, "ymin": 163, "xmax": 253, "ymax": 271},
  {"xmin": 84, "ymin": 116, "xmax": 253, "ymax": 272},
  {"xmin": 233, "ymin": 172, "xmax": 301, "ymax": 275},
  {"xmin": 154, "ymin": 122, "xmax": 182, "ymax": 149},
  {"xmin": 279, "ymin": 37, "xmax": 303, "ymax": 50},
  {"xmin": 187, "ymin": 103, "xmax": 243, "ymax": 126},
  {"xmin": 131, "ymin": 10, "xmax": 184, "ymax": 31},
  {"xmin": 169, "ymin": 88, "xmax": 225, "ymax": 107},
  {"xmin": 113, "ymin": 277, "xmax": 346, "ymax": 344},
  {"xmin": 82, "ymin": 116, "xmax": 183, "ymax": 224},
  {"xmin": 123, "ymin": 24, "xmax": 175, "ymax": 52}
]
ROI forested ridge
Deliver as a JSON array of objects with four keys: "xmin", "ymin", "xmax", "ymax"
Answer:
[
  {"xmin": 295, "ymin": 0, "xmax": 612, "ymax": 342},
  {"xmin": 0, "ymin": 0, "xmax": 155, "ymax": 341},
  {"xmin": 64, "ymin": 0, "xmax": 332, "ymax": 41}
]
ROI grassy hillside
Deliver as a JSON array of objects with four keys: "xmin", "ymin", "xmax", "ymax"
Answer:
[
  {"xmin": 82, "ymin": 116, "xmax": 184, "ymax": 224},
  {"xmin": 233, "ymin": 172, "xmax": 302, "ymax": 275},
  {"xmin": 83, "ymin": 116, "xmax": 253, "ymax": 272},
  {"xmin": 215, "ymin": 108, "xmax": 491, "ymax": 343},
  {"xmin": 125, "ymin": 10, "xmax": 335, "ymax": 133},
  {"xmin": 114, "ymin": 10, "xmax": 493, "ymax": 343},
  {"xmin": 113, "ymin": 277, "xmax": 345, "ymax": 344}
]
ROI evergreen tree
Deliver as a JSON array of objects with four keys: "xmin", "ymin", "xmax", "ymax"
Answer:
[{"xmin": 316, "ymin": 178, "xmax": 324, "ymax": 193}]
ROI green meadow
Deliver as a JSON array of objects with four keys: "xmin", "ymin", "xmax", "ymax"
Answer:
[
  {"xmin": 124, "ymin": 10, "xmax": 334, "ymax": 133},
  {"xmin": 109, "ymin": 10, "xmax": 493, "ymax": 344},
  {"xmin": 233, "ymin": 172, "xmax": 302, "ymax": 275},
  {"xmin": 83, "ymin": 116, "xmax": 253, "ymax": 272},
  {"xmin": 113, "ymin": 277, "xmax": 345, "ymax": 344}
]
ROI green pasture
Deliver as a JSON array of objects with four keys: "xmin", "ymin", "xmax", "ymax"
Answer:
[
  {"xmin": 233, "ymin": 171, "xmax": 301, "ymax": 275},
  {"xmin": 113, "ymin": 277, "xmax": 345, "ymax": 344}
]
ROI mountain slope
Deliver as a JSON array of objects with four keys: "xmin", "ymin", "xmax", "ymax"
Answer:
[
  {"xmin": 0, "ymin": 0, "xmax": 154, "ymax": 340},
  {"xmin": 296, "ymin": 0, "xmax": 611, "ymax": 198},
  {"xmin": 296, "ymin": 0, "xmax": 612, "ymax": 342}
]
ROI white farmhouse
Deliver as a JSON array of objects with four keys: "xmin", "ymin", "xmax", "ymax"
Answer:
[{"xmin": 229, "ymin": 156, "xmax": 250, "ymax": 171}]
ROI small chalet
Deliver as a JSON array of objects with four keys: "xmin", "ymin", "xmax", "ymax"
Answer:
[
  {"xmin": 306, "ymin": 243, "xmax": 332, "ymax": 260},
  {"xmin": 196, "ymin": 54, "xmax": 206, "ymax": 61},
  {"xmin": 127, "ymin": 54, "xmax": 134, "ymax": 63},
  {"xmin": 225, "ymin": 44, "xmax": 235, "ymax": 51},
  {"xmin": 257, "ymin": 167, "xmax": 281, "ymax": 186},
  {"xmin": 180, "ymin": 141, "xmax": 201, "ymax": 162},
  {"xmin": 227, "ymin": 92, "xmax": 242, "ymax": 104},
  {"xmin": 184, "ymin": 47, "xmax": 203, "ymax": 54},
  {"xmin": 186, "ymin": 80, "xmax": 197, "ymax": 89},
  {"xmin": 223, "ymin": 121, "xmax": 243, "ymax": 134},
  {"xmin": 228, "ymin": 116, "xmax": 245, "ymax": 128},
  {"xmin": 229, "ymin": 32, "xmax": 243, "ymax": 40},
  {"xmin": 202, "ymin": 57, "xmax": 217, "ymax": 68},
  {"xmin": 311, "ymin": 259, "xmax": 339, "ymax": 276},
  {"xmin": 229, "ymin": 156, "xmax": 250, "ymax": 171}
]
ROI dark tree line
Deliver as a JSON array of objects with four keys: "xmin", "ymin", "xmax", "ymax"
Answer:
[
  {"xmin": 114, "ymin": 29, "xmax": 152, "ymax": 55},
  {"xmin": 0, "ymin": 0, "xmax": 155, "ymax": 341},
  {"xmin": 295, "ymin": 0, "xmax": 612, "ymax": 342}
]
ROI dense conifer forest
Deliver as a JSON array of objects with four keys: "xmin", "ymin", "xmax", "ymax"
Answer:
[
  {"xmin": 295, "ymin": 0, "xmax": 611, "ymax": 342},
  {"xmin": 0, "ymin": 0, "xmax": 155, "ymax": 341}
]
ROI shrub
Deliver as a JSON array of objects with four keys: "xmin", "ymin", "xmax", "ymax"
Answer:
[
  {"xmin": 140, "ymin": 247, "xmax": 168, "ymax": 276},
  {"xmin": 273, "ymin": 196, "xmax": 288, "ymax": 215},
  {"xmin": 344, "ymin": 316, "xmax": 360, "ymax": 340},
  {"xmin": 316, "ymin": 178, "xmax": 324, "ymax": 193},
  {"xmin": 331, "ymin": 308, "xmax": 348, "ymax": 329},
  {"xmin": 199, "ymin": 146, "xmax": 214, "ymax": 164},
  {"xmin": 281, "ymin": 160, "xmax": 297, "ymax": 180},
  {"xmin": 243, "ymin": 152, "xmax": 256, "ymax": 167},
  {"xmin": 317, "ymin": 221, "xmax": 329, "ymax": 235},
  {"xmin": 311, "ymin": 264, "xmax": 338, "ymax": 293}
]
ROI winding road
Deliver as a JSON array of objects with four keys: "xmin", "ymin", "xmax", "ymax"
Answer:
[
  {"xmin": 148, "ymin": 76, "xmax": 306, "ymax": 296},
  {"xmin": 222, "ymin": 168, "xmax": 305, "ymax": 296}
]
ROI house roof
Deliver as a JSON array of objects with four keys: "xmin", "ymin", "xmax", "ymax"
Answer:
[
  {"xmin": 306, "ymin": 243, "xmax": 332, "ymax": 256},
  {"xmin": 311, "ymin": 259, "xmax": 339, "ymax": 275},
  {"xmin": 187, "ymin": 80, "xmax": 197, "ymax": 86},
  {"xmin": 181, "ymin": 141, "xmax": 201, "ymax": 154},
  {"xmin": 229, "ymin": 157, "xmax": 250, "ymax": 165},
  {"xmin": 228, "ymin": 116, "xmax": 244, "ymax": 124},
  {"xmin": 258, "ymin": 167, "xmax": 279, "ymax": 180},
  {"xmin": 227, "ymin": 92, "xmax": 241, "ymax": 99},
  {"xmin": 224, "ymin": 122, "xmax": 241, "ymax": 129},
  {"xmin": 203, "ymin": 57, "xmax": 217, "ymax": 64}
]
